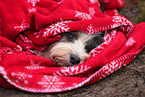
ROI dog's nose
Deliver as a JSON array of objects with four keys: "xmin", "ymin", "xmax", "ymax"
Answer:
[{"xmin": 70, "ymin": 54, "xmax": 80, "ymax": 65}]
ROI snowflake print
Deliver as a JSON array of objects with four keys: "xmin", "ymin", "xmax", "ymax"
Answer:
[
  {"xmin": 34, "ymin": 31, "xmax": 41, "ymax": 38},
  {"xmin": 103, "ymin": 33, "xmax": 112, "ymax": 42},
  {"xmin": 38, "ymin": 76, "xmax": 65, "ymax": 91},
  {"xmin": 89, "ymin": 46, "xmax": 103, "ymax": 57},
  {"xmin": 75, "ymin": 11, "xmax": 92, "ymax": 20},
  {"xmin": 112, "ymin": 16, "xmax": 123, "ymax": 23},
  {"xmin": 110, "ymin": 29, "xmax": 117, "ymax": 38},
  {"xmin": 101, "ymin": 58, "xmax": 123, "ymax": 76},
  {"xmin": 43, "ymin": 21, "xmax": 70, "ymax": 37},
  {"xmin": 126, "ymin": 37, "xmax": 136, "ymax": 46},
  {"xmin": 112, "ymin": 16, "xmax": 133, "ymax": 33},
  {"xmin": 87, "ymin": 24, "xmax": 96, "ymax": 34},
  {"xmin": 112, "ymin": 16, "xmax": 122, "ymax": 28},
  {"xmin": 53, "ymin": 65, "xmax": 91, "ymax": 76},
  {"xmin": 89, "ymin": 7, "xmax": 95, "ymax": 16},
  {"xmin": 28, "ymin": 8, "xmax": 36, "ymax": 12},
  {"xmin": 105, "ymin": 61, "xmax": 118, "ymax": 73},
  {"xmin": 25, "ymin": 60, "xmax": 45, "ymax": 70},
  {"xmin": 91, "ymin": 59, "xmax": 123, "ymax": 81},
  {"xmin": 19, "ymin": 34, "xmax": 32, "ymax": 44},
  {"xmin": 11, "ymin": 72, "xmax": 32, "ymax": 84},
  {"xmin": 27, "ymin": 0, "xmax": 40, "ymax": 7},
  {"xmin": 14, "ymin": 20, "xmax": 30, "ymax": 32},
  {"xmin": 89, "ymin": 0, "xmax": 99, "ymax": 4}
]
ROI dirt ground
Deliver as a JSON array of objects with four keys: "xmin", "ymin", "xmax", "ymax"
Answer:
[{"xmin": 0, "ymin": 0, "xmax": 145, "ymax": 97}]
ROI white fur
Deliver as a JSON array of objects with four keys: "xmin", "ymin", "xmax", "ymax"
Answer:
[{"xmin": 38, "ymin": 32, "xmax": 98, "ymax": 67}]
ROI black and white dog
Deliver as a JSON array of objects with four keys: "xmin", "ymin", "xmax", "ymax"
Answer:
[{"xmin": 39, "ymin": 31, "xmax": 103, "ymax": 67}]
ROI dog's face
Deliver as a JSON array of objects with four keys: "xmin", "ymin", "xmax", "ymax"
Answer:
[{"xmin": 43, "ymin": 31, "xmax": 103, "ymax": 67}]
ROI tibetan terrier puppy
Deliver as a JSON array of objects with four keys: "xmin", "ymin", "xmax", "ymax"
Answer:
[{"xmin": 38, "ymin": 31, "xmax": 103, "ymax": 67}]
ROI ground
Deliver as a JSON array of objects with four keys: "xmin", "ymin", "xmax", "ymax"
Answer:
[{"xmin": 0, "ymin": 0, "xmax": 145, "ymax": 97}]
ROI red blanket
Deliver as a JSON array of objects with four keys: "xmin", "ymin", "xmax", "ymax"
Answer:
[{"xmin": 0, "ymin": 0, "xmax": 145, "ymax": 93}]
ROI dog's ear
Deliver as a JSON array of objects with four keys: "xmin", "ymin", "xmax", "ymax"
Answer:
[{"xmin": 85, "ymin": 32, "xmax": 104, "ymax": 53}]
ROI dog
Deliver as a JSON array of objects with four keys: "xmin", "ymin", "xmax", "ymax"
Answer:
[{"xmin": 38, "ymin": 31, "xmax": 103, "ymax": 67}]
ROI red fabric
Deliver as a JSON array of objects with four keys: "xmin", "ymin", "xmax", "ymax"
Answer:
[{"xmin": 0, "ymin": 0, "xmax": 145, "ymax": 93}]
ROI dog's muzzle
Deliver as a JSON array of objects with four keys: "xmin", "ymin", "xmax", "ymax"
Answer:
[{"xmin": 70, "ymin": 54, "xmax": 81, "ymax": 65}]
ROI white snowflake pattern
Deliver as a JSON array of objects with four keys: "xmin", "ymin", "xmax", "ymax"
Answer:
[
  {"xmin": 110, "ymin": 30, "xmax": 117, "ymax": 38},
  {"xmin": 91, "ymin": 54, "xmax": 134, "ymax": 82},
  {"xmin": 93, "ymin": 61, "xmax": 120, "ymax": 80},
  {"xmin": 53, "ymin": 65, "xmax": 91, "ymax": 76},
  {"xmin": 75, "ymin": 11, "xmax": 92, "ymax": 20},
  {"xmin": 89, "ymin": 45, "xmax": 103, "ymax": 57},
  {"xmin": 38, "ymin": 76, "xmax": 65, "ymax": 91},
  {"xmin": 112, "ymin": 16, "xmax": 122, "ymax": 28},
  {"xmin": 89, "ymin": 7, "xmax": 95, "ymax": 16},
  {"xmin": 27, "ymin": 0, "xmax": 40, "ymax": 7},
  {"xmin": 107, "ymin": 61, "xmax": 120, "ymax": 72},
  {"xmin": 101, "ymin": 59, "xmax": 123, "ymax": 76},
  {"xmin": 11, "ymin": 72, "xmax": 32, "ymax": 84},
  {"xmin": 34, "ymin": 31, "xmax": 40, "ymax": 38},
  {"xmin": 89, "ymin": 0, "xmax": 99, "ymax": 4},
  {"xmin": 126, "ymin": 37, "xmax": 136, "ymax": 46},
  {"xmin": 14, "ymin": 20, "xmax": 30, "ymax": 32},
  {"xmin": 112, "ymin": 16, "xmax": 123, "ymax": 23},
  {"xmin": 112, "ymin": 16, "xmax": 133, "ymax": 33},
  {"xmin": 87, "ymin": 24, "xmax": 96, "ymax": 34},
  {"xmin": 25, "ymin": 60, "xmax": 45, "ymax": 70},
  {"xmin": 43, "ymin": 21, "xmax": 70, "ymax": 37},
  {"xmin": 103, "ymin": 33, "xmax": 112, "ymax": 42},
  {"xmin": 19, "ymin": 34, "xmax": 32, "ymax": 44},
  {"xmin": 28, "ymin": 8, "xmax": 36, "ymax": 12}
]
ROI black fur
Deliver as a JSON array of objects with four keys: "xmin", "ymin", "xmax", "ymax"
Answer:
[
  {"xmin": 85, "ymin": 35, "xmax": 103, "ymax": 53},
  {"xmin": 63, "ymin": 31, "xmax": 104, "ymax": 53}
]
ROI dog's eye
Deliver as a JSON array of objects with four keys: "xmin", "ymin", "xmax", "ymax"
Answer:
[
  {"xmin": 68, "ymin": 33, "xmax": 74, "ymax": 38},
  {"xmin": 67, "ymin": 33, "xmax": 75, "ymax": 41}
]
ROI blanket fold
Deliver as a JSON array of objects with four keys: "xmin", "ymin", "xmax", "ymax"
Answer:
[{"xmin": 0, "ymin": 0, "xmax": 145, "ymax": 93}]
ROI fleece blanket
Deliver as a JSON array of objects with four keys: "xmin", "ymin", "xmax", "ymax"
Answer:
[{"xmin": 0, "ymin": 0, "xmax": 145, "ymax": 93}]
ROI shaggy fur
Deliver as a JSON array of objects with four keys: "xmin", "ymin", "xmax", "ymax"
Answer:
[{"xmin": 38, "ymin": 31, "xmax": 103, "ymax": 67}]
